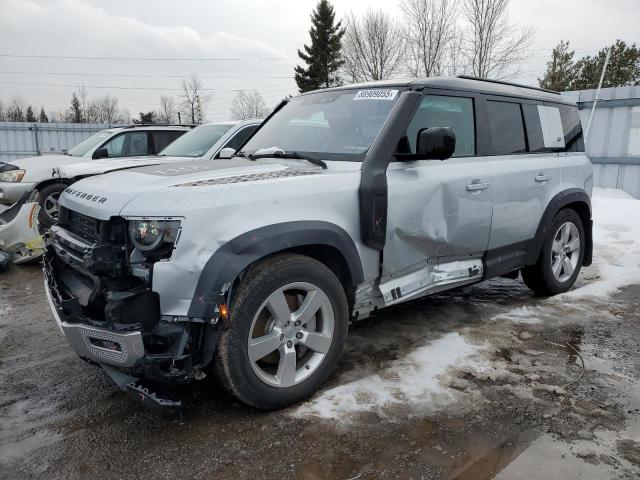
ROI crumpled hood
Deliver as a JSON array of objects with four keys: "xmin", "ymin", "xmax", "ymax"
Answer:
[
  {"xmin": 9, "ymin": 154, "xmax": 83, "ymax": 182},
  {"xmin": 56, "ymin": 155, "xmax": 196, "ymax": 179},
  {"xmin": 59, "ymin": 159, "xmax": 298, "ymax": 220}
]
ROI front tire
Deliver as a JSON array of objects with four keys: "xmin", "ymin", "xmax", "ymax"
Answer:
[
  {"xmin": 37, "ymin": 183, "xmax": 67, "ymax": 228},
  {"xmin": 215, "ymin": 254, "xmax": 349, "ymax": 409},
  {"xmin": 522, "ymin": 209, "xmax": 585, "ymax": 295}
]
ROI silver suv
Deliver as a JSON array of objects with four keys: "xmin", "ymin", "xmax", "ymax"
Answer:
[{"xmin": 44, "ymin": 77, "xmax": 593, "ymax": 412}]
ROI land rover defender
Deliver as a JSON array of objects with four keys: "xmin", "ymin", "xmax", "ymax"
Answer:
[{"xmin": 44, "ymin": 76, "xmax": 593, "ymax": 411}]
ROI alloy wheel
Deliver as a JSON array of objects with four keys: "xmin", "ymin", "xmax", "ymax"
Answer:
[
  {"xmin": 551, "ymin": 221, "xmax": 580, "ymax": 282},
  {"xmin": 248, "ymin": 282, "xmax": 335, "ymax": 388}
]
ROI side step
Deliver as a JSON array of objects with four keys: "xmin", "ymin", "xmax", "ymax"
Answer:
[
  {"xmin": 101, "ymin": 364, "xmax": 182, "ymax": 416},
  {"xmin": 378, "ymin": 258, "xmax": 483, "ymax": 306}
]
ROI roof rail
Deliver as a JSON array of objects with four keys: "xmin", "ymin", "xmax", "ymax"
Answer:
[
  {"xmin": 122, "ymin": 123, "xmax": 198, "ymax": 129},
  {"xmin": 456, "ymin": 75, "xmax": 561, "ymax": 95}
]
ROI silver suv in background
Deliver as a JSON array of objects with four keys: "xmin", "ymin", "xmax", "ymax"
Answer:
[
  {"xmin": 44, "ymin": 77, "xmax": 592, "ymax": 413},
  {"xmin": 0, "ymin": 125, "xmax": 190, "ymax": 226}
]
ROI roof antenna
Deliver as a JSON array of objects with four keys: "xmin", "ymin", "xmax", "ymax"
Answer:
[{"xmin": 584, "ymin": 48, "xmax": 611, "ymax": 146}]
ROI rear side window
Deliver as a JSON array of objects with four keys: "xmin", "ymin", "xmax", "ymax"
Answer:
[
  {"xmin": 522, "ymin": 104, "xmax": 545, "ymax": 152},
  {"xmin": 125, "ymin": 132, "xmax": 149, "ymax": 156},
  {"xmin": 152, "ymin": 131, "xmax": 185, "ymax": 154},
  {"xmin": 523, "ymin": 104, "xmax": 566, "ymax": 152},
  {"xmin": 406, "ymin": 95, "xmax": 475, "ymax": 157},
  {"xmin": 559, "ymin": 105, "xmax": 585, "ymax": 152},
  {"xmin": 486, "ymin": 100, "xmax": 526, "ymax": 155}
]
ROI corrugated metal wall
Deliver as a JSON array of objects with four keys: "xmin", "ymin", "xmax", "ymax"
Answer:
[
  {"xmin": 563, "ymin": 86, "xmax": 640, "ymax": 198},
  {"xmin": 0, "ymin": 122, "xmax": 122, "ymax": 162}
]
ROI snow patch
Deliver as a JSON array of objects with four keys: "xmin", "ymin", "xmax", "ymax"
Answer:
[
  {"xmin": 295, "ymin": 333, "xmax": 484, "ymax": 419},
  {"xmin": 560, "ymin": 188, "xmax": 640, "ymax": 300},
  {"xmin": 495, "ymin": 306, "xmax": 543, "ymax": 325}
]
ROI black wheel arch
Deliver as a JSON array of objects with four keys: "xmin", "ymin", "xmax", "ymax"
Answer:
[
  {"xmin": 186, "ymin": 221, "xmax": 365, "ymax": 319},
  {"xmin": 34, "ymin": 178, "xmax": 72, "ymax": 197},
  {"xmin": 534, "ymin": 188, "xmax": 593, "ymax": 267}
]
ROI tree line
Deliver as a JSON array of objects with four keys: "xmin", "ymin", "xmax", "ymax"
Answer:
[
  {"xmin": 295, "ymin": 0, "xmax": 535, "ymax": 91},
  {"xmin": 0, "ymin": 75, "xmax": 271, "ymax": 125},
  {"xmin": 0, "ymin": 96, "xmax": 50, "ymax": 123},
  {"xmin": 294, "ymin": 0, "xmax": 639, "ymax": 93},
  {"xmin": 538, "ymin": 40, "xmax": 640, "ymax": 92}
]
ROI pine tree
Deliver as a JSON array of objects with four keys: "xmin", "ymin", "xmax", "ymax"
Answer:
[
  {"xmin": 570, "ymin": 40, "xmax": 640, "ymax": 90},
  {"xmin": 39, "ymin": 107, "xmax": 48, "ymax": 123},
  {"xmin": 538, "ymin": 41, "xmax": 577, "ymax": 92},
  {"xmin": 26, "ymin": 106, "xmax": 37, "ymax": 122},
  {"xmin": 70, "ymin": 93, "xmax": 82, "ymax": 123},
  {"xmin": 294, "ymin": 0, "xmax": 345, "ymax": 92}
]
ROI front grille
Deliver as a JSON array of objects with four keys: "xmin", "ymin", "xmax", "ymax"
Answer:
[{"xmin": 59, "ymin": 207, "xmax": 103, "ymax": 244}]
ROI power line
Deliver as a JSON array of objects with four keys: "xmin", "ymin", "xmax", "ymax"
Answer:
[
  {"xmin": 0, "ymin": 53, "xmax": 292, "ymax": 61},
  {"xmin": 0, "ymin": 70, "xmax": 294, "ymax": 79},
  {"xmin": 0, "ymin": 80, "xmax": 293, "ymax": 92}
]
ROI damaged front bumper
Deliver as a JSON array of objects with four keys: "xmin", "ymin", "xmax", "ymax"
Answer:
[{"xmin": 44, "ymin": 217, "xmax": 222, "ymax": 395}]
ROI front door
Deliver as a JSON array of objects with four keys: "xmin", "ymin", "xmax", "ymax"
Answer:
[{"xmin": 381, "ymin": 93, "xmax": 493, "ymax": 305}]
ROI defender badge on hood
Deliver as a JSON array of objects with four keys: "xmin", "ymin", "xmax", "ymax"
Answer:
[{"xmin": 63, "ymin": 187, "xmax": 108, "ymax": 204}]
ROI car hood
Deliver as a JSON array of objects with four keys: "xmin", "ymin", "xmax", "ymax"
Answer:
[
  {"xmin": 55, "ymin": 155, "xmax": 200, "ymax": 179},
  {"xmin": 8, "ymin": 154, "xmax": 86, "ymax": 182},
  {"xmin": 59, "ymin": 158, "xmax": 308, "ymax": 220}
]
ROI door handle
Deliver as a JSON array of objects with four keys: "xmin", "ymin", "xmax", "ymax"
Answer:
[
  {"xmin": 466, "ymin": 181, "xmax": 490, "ymax": 192},
  {"xmin": 535, "ymin": 174, "xmax": 552, "ymax": 183}
]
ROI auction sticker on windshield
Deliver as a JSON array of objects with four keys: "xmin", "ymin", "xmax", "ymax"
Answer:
[{"xmin": 354, "ymin": 89, "xmax": 398, "ymax": 101}]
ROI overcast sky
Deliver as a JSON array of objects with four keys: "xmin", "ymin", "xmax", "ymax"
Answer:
[{"xmin": 0, "ymin": 0, "xmax": 638, "ymax": 122}]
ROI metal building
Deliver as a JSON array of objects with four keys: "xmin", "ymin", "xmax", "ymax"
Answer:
[
  {"xmin": 563, "ymin": 86, "xmax": 640, "ymax": 198},
  {"xmin": 0, "ymin": 122, "xmax": 121, "ymax": 162}
]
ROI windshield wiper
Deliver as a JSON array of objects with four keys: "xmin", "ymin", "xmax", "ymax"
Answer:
[{"xmin": 249, "ymin": 151, "xmax": 327, "ymax": 169}]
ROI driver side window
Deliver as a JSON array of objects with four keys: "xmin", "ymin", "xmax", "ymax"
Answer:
[
  {"xmin": 406, "ymin": 95, "xmax": 476, "ymax": 157},
  {"xmin": 100, "ymin": 132, "xmax": 150, "ymax": 158},
  {"xmin": 102, "ymin": 134, "xmax": 126, "ymax": 157}
]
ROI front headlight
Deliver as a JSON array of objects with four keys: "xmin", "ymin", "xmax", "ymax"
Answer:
[
  {"xmin": 127, "ymin": 219, "xmax": 181, "ymax": 252},
  {"xmin": 0, "ymin": 169, "xmax": 26, "ymax": 182}
]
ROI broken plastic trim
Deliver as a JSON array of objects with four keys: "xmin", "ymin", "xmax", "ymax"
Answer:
[{"xmin": 101, "ymin": 363, "xmax": 182, "ymax": 416}]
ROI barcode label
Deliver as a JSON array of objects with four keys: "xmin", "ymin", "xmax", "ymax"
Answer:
[{"xmin": 353, "ymin": 89, "xmax": 399, "ymax": 101}]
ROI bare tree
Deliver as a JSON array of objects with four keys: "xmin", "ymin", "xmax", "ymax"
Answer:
[
  {"xmin": 341, "ymin": 10, "xmax": 405, "ymax": 82},
  {"xmin": 84, "ymin": 95, "xmax": 120, "ymax": 123},
  {"xmin": 7, "ymin": 95, "xmax": 26, "ymax": 122},
  {"xmin": 158, "ymin": 96, "xmax": 176, "ymax": 124},
  {"xmin": 0, "ymin": 100, "xmax": 4, "ymax": 122},
  {"xmin": 460, "ymin": 0, "xmax": 534, "ymax": 79},
  {"xmin": 179, "ymin": 74, "xmax": 209, "ymax": 124},
  {"xmin": 230, "ymin": 91, "xmax": 269, "ymax": 120},
  {"xmin": 77, "ymin": 85, "xmax": 89, "ymax": 122},
  {"xmin": 444, "ymin": 25, "xmax": 468, "ymax": 75},
  {"xmin": 401, "ymin": 0, "xmax": 458, "ymax": 78}
]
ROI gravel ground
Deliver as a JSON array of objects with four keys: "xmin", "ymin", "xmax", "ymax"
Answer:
[{"xmin": 1, "ymin": 262, "xmax": 639, "ymax": 480}]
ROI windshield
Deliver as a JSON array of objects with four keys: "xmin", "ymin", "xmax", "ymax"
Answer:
[
  {"xmin": 240, "ymin": 88, "xmax": 401, "ymax": 161},
  {"xmin": 67, "ymin": 132, "xmax": 111, "ymax": 157},
  {"xmin": 159, "ymin": 124, "xmax": 234, "ymax": 158}
]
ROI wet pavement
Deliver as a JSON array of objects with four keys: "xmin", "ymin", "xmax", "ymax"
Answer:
[{"xmin": 1, "ymin": 262, "xmax": 639, "ymax": 479}]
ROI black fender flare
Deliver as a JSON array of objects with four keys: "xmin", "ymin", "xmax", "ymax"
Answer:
[
  {"xmin": 533, "ymin": 188, "xmax": 593, "ymax": 266},
  {"xmin": 186, "ymin": 221, "xmax": 365, "ymax": 318}
]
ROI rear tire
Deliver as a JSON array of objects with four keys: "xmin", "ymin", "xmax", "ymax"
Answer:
[
  {"xmin": 522, "ymin": 209, "xmax": 585, "ymax": 296},
  {"xmin": 37, "ymin": 183, "xmax": 67, "ymax": 228},
  {"xmin": 215, "ymin": 253, "xmax": 349, "ymax": 410}
]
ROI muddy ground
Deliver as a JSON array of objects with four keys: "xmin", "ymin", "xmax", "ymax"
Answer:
[{"xmin": 1, "ymin": 263, "xmax": 639, "ymax": 480}]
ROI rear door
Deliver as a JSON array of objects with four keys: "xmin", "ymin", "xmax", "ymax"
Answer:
[
  {"xmin": 486, "ymin": 98, "xmax": 564, "ymax": 252},
  {"xmin": 381, "ymin": 91, "xmax": 493, "ymax": 303}
]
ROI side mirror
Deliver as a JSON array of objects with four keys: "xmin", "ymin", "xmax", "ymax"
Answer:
[
  {"xmin": 92, "ymin": 148, "xmax": 108, "ymax": 159},
  {"xmin": 416, "ymin": 127, "xmax": 456, "ymax": 160},
  {"xmin": 217, "ymin": 147, "xmax": 236, "ymax": 159}
]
